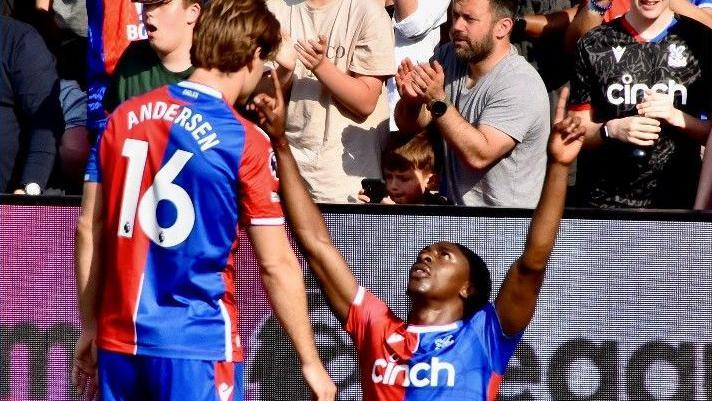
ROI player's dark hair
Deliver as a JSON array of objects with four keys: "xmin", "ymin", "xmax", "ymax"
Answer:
[{"xmin": 454, "ymin": 243, "xmax": 491, "ymax": 317}]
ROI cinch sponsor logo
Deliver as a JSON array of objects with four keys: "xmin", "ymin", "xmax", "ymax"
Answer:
[
  {"xmin": 606, "ymin": 74, "xmax": 687, "ymax": 106},
  {"xmin": 371, "ymin": 356, "xmax": 455, "ymax": 387}
]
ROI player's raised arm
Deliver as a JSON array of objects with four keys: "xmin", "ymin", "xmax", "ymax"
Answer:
[
  {"xmin": 251, "ymin": 71, "xmax": 358, "ymax": 323},
  {"xmin": 495, "ymin": 88, "xmax": 585, "ymax": 336}
]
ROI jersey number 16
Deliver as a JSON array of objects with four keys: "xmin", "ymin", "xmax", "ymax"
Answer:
[{"xmin": 117, "ymin": 138, "xmax": 196, "ymax": 247}]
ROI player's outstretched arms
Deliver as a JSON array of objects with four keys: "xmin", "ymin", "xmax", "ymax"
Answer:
[
  {"xmin": 249, "ymin": 70, "xmax": 358, "ymax": 323},
  {"xmin": 495, "ymin": 88, "xmax": 585, "ymax": 336},
  {"xmin": 72, "ymin": 182, "xmax": 103, "ymax": 401}
]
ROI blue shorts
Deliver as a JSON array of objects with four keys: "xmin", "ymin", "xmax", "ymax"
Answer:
[{"xmin": 98, "ymin": 349, "xmax": 244, "ymax": 401}]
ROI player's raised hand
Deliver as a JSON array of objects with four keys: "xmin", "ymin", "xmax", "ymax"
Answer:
[
  {"xmin": 295, "ymin": 34, "xmax": 327, "ymax": 72},
  {"xmin": 548, "ymin": 86, "xmax": 585, "ymax": 166},
  {"xmin": 302, "ymin": 361, "xmax": 336, "ymax": 401},
  {"xmin": 72, "ymin": 330, "xmax": 97, "ymax": 400},
  {"xmin": 250, "ymin": 69, "xmax": 286, "ymax": 140}
]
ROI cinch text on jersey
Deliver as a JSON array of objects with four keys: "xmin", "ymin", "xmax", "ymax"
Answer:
[
  {"xmin": 606, "ymin": 74, "xmax": 688, "ymax": 106},
  {"xmin": 126, "ymin": 101, "xmax": 221, "ymax": 152},
  {"xmin": 371, "ymin": 357, "xmax": 455, "ymax": 387}
]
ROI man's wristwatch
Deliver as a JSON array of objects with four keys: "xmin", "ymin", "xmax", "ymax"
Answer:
[
  {"xmin": 23, "ymin": 182, "xmax": 41, "ymax": 195},
  {"xmin": 428, "ymin": 98, "xmax": 449, "ymax": 119}
]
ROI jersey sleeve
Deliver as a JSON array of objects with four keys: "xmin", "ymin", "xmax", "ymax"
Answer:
[
  {"xmin": 468, "ymin": 303, "xmax": 523, "ymax": 375},
  {"xmin": 237, "ymin": 123, "xmax": 284, "ymax": 226},
  {"xmin": 569, "ymin": 37, "xmax": 594, "ymax": 111},
  {"xmin": 344, "ymin": 286, "xmax": 393, "ymax": 349}
]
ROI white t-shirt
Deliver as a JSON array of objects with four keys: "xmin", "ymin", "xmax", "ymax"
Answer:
[{"xmin": 387, "ymin": 0, "xmax": 450, "ymax": 131}]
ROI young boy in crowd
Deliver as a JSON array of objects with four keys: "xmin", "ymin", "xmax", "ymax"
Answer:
[
  {"xmin": 359, "ymin": 132, "xmax": 450, "ymax": 205},
  {"xmin": 103, "ymin": 0, "xmax": 201, "ymax": 113}
]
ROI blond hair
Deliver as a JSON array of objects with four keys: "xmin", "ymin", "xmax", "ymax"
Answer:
[{"xmin": 191, "ymin": 0, "xmax": 281, "ymax": 73}]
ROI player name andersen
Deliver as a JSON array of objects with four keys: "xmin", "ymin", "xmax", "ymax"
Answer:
[{"xmin": 125, "ymin": 100, "xmax": 221, "ymax": 152}]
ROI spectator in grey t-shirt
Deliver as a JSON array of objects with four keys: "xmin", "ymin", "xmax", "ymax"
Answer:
[{"xmin": 394, "ymin": 0, "xmax": 549, "ymax": 208}]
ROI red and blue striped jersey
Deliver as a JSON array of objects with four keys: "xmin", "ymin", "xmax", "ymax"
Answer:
[
  {"xmin": 85, "ymin": 81, "xmax": 283, "ymax": 362},
  {"xmin": 345, "ymin": 287, "xmax": 522, "ymax": 401}
]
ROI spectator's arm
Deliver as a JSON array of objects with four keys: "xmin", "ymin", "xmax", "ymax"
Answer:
[
  {"xmin": 522, "ymin": 6, "xmax": 578, "ymax": 39},
  {"xmin": 636, "ymin": 91, "xmax": 711, "ymax": 145},
  {"xmin": 671, "ymin": 0, "xmax": 712, "ymax": 29},
  {"xmin": 316, "ymin": 63, "xmax": 388, "ymax": 120},
  {"xmin": 665, "ymin": 111, "xmax": 710, "ymax": 145},
  {"xmin": 409, "ymin": 61, "xmax": 540, "ymax": 171},
  {"xmin": 394, "ymin": 0, "xmax": 418, "ymax": 21},
  {"xmin": 393, "ymin": 0, "xmax": 450, "ymax": 38},
  {"xmin": 564, "ymin": 0, "xmax": 608, "ymax": 53},
  {"xmin": 694, "ymin": 130, "xmax": 712, "ymax": 210},
  {"xmin": 435, "ymin": 107, "xmax": 517, "ymax": 171},
  {"xmin": 11, "ymin": 26, "xmax": 63, "ymax": 190}
]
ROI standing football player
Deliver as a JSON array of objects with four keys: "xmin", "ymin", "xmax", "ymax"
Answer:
[{"xmin": 72, "ymin": 1, "xmax": 335, "ymax": 400}]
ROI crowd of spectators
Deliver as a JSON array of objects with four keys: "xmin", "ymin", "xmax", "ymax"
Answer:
[{"xmin": 2, "ymin": 0, "xmax": 712, "ymax": 210}]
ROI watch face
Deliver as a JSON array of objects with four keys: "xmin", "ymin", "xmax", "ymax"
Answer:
[{"xmin": 432, "ymin": 100, "xmax": 448, "ymax": 117}]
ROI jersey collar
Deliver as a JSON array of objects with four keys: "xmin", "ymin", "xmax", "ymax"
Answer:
[
  {"xmin": 621, "ymin": 13, "xmax": 678, "ymax": 44},
  {"xmin": 406, "ymin": 321, "xmax": 461, "ymax": 333},
  {"xmin": 177, "ymin": 81, "xmax": 224, "ymax": 99}
]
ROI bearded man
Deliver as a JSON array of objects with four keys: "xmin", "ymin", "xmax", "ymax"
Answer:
[{"xmin": 394, "ymin": 0, "xmax": 551, "ymax": 208}]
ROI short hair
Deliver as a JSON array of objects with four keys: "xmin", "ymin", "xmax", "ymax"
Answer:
[
  {"xmin": 453, "ymin": 243, "xmax": 491, "ymax": 317},
  {"xmin": 488, "ymin": 0, "xmax": 517, "ymax": 20},
  {"xmin": 190, "ymin": 0, "xmax": 281, "ymax": 73},
  {"xmin": 382, "ymin": 132, "xmax": 436, "ymax": 173}
]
